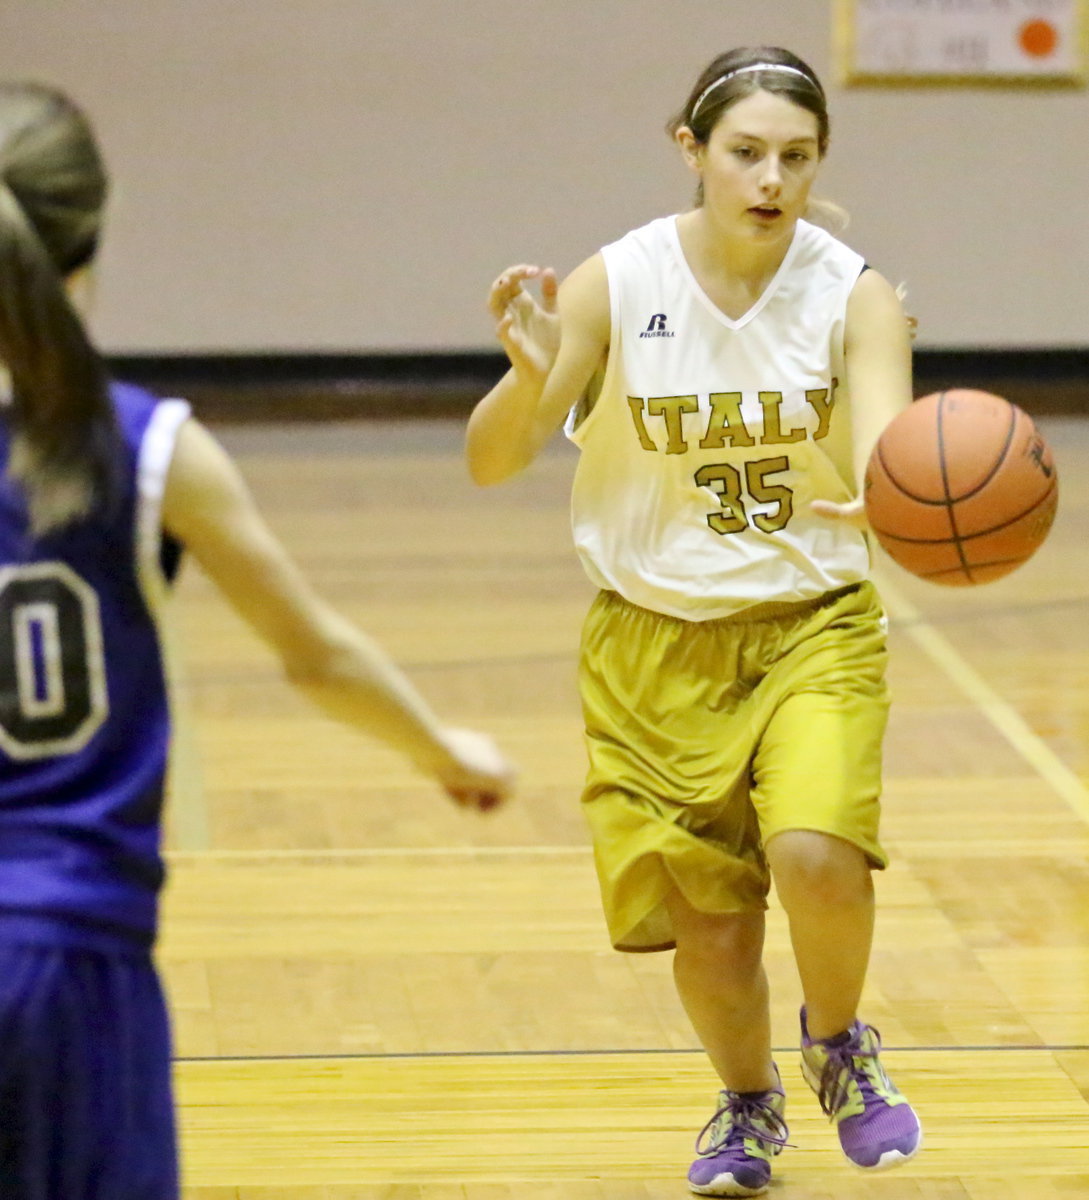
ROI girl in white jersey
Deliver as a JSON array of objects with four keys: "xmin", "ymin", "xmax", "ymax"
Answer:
[{"xmin": 467, "ymin": 46, "xmax": 921, "ymax": 1198}]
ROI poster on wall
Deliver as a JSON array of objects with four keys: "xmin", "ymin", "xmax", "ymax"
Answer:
[{"xmin": 836, "ymin": 0, "xmax": 1088, "ymax": 85}]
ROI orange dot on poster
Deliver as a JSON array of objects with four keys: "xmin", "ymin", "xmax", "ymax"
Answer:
[{"xmin": 1019, "ymin": 19, "xmax": 1059, "ymax": 58}]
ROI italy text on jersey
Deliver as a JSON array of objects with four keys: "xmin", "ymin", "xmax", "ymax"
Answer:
[
  {"xmin": 626, "ymin": 382, "xmax": 839, "ymax": 539},
  {"xmin": 626, "ymin": 382, "xmax": 837, "ymax": 454}
]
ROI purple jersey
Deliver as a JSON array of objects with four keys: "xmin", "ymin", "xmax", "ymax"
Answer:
[{"xmin": 0, "ymin": 382, "xmax": 190, "ymax": 951}]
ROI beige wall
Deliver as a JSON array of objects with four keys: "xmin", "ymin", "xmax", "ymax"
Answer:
[{"xmin": 3, "ymin": 0, "xmax": 1087, "ymax": 352}]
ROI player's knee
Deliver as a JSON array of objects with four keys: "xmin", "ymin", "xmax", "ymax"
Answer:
[
  {"xmin": 767, "ymin": 830, "xmax": 872, "ymax": 910},
  {"xmin": 670, "ymin": 904, "xmax": 765, "ymax": 984}
]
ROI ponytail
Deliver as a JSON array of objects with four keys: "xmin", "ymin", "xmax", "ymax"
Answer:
[
  {"xmin": 0, "ymin": 83, "xmax": 118, "ymax": 535},
  {"xmin": 804, "ymin": 197, "xmax": 850, "ymax": 234}
]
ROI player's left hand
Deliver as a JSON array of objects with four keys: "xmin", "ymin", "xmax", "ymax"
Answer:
[
  {"xmin": 430, "ymin": 727, "xmax": 518, "ymax": 814},
  {"xmin": 810, "ymin": 496, "xmax": 869, "ymax": 528}
]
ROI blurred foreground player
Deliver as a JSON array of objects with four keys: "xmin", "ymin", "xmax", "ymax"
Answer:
[{"xmin": 0, "ymin": 81, "xmax": 514, "ymax": 1198}]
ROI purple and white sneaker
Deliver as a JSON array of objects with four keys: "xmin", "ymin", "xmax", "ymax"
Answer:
[
  {"xmin": 800, "ymin": 1007, "xmax": 922, "ymax": 1170},
  {"xmin": 687, "ymin": 1067, "xmax": 789, "ymax": 1196}
]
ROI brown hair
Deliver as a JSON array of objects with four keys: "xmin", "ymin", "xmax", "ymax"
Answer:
[
  {"xmin": 668, "ymin": 46, "xmax": 829, "ymax": 151},
  {"xmin": 667, "ymin": 47, "xmax": 845, "ymax": 228},
  {"xmin": 0, "ymin": 82, "xmax": 118, "ymax": 535}
]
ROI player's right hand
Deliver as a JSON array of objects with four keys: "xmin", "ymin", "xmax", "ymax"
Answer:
[
  {"xmin": 488, "ymin": 263, "xmax": 561, "ymax": 382},
  {"xmin": 431, "ymin": 727, "xmax": 518, "ymax": 813}
]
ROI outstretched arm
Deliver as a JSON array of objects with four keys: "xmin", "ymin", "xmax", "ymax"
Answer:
[
  {"xmin": 811, "ymin": 268, "xmax": 913, "ymax": 526},
  {"xmin": 161, "ymin": 418, "xmax": 516, "ymax": 812},
  {"xmin": 466, "ymin": 254, "xmax": 610, "ymax": 485}
]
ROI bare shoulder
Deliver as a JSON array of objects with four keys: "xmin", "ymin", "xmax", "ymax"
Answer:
[
  {"xmin": 846, "ymin": 268, "xmax": 909, "ymax": 349},
  {"xmin": 167, "ymin": 414, "xmax": 223, "ymax": 473},
  {"xmin": 847, "ymin": 268, "xmax": 904, "ymax": 319},
  {"xmin": 557, "ymin": 252, "xmax": 610, "ymax": 340},
  {"xmin": 162, "ymin": 417, "xmax": 254, "ymax": 544}
]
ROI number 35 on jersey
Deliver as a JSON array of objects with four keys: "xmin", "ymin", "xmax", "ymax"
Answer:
[{"xmin": 627, "ymin": 384, "xmax": 837, "ymax": 536}]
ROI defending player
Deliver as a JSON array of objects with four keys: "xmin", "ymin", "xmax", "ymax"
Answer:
[
  {"xmin": 0, "ymin": 81, "xmax": 514, "ymax": 1198},
  {"xmin": 468, "ymin": 45, "xmax": 919, "ymax": 1197}
]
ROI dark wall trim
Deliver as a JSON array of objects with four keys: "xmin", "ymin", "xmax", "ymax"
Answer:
[
  {"xmin": 106, "ymin": 351, "xmax": 509, "ymax": 421},
  {"xmin": 105, "ymin": 348, "xmax": 1089, "ymax": 422},
  {"xmin": 913, "ymin": 348, "xmax": 1089, "ymax": 418}
]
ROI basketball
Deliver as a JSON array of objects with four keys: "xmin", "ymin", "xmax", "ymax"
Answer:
[{"xmin": 863, "ymin": 389, "xmax": 1058, "ymax": 586}]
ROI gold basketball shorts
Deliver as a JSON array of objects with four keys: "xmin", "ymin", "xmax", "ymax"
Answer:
[{"xmin": 578, "ymin": 581, "xmax": 890, "ymax": 952}]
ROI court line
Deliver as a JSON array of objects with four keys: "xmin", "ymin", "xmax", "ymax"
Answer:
[
  {"xmin": 877, "ymin": 571, "xmax": 1089, "ymax": 825},
  {"xmin": 171, "ymin": 650, "xmax": 577, "ymax": 686},
  {"xmin": 174, "ymin": 1043, "xmax": 1089, "ymax": 1063},
  {"xmin": 166, "ymin": 833, "xmax": 1089, "ymax": 864},
  {"xmin": 166, "ymin": 845, "xmax": 594, "ymax": 862}
]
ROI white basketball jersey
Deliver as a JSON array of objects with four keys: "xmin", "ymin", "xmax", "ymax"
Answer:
[{"xmin": 565, "ymin": 215, "xmax": 871, "ymax": 621}]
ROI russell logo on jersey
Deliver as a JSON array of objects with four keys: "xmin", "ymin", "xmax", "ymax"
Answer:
[{"xmin": 639, "ymin": 313, "xmax": 676, "ymax": 338}]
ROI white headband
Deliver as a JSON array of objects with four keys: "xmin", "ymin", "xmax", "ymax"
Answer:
[{"xmin": 689, "ymin": 63, "xmax": 818, "ymax": 122}]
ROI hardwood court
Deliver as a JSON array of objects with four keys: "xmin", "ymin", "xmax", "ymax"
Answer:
[{"xmin": 159, "ymin": 416, "xmax": 1089, "ymax": 1199}]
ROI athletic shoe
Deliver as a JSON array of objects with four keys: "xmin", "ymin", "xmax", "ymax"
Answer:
[
  {"xmin": 687, "ymin": 1067, "xmax": 789, "ymax": 1197},
  {"xmin": 799, "ymin": 1007, "xmax": 922, "ymax": 1170}
]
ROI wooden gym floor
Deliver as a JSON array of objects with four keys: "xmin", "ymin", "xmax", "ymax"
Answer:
[{"xmin": 161, "ymin": 414, "xmax": 1089, "ymax": 1199}]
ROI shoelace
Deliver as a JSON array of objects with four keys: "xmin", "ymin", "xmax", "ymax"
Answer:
[
  {"xmin": 814, "ymin": 1026, "xmax": 887, "ymax": 1117},
  {"xmin": 695, "ymin": 1092, "xmax": 791, "ymax": 1157}
]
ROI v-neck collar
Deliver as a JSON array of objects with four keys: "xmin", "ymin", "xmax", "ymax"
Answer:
[{"xmin": 667, "ymin": 215, "xmax": 804, "ymax": 331}]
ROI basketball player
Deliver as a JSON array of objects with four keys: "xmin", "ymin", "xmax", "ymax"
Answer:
[
  {"xmin": 0, "ymin": 82, "xmax": 514, "ymax": 1198},
  {"xmin": 468, "ymin": 46, "xmax": 921, "ymax": 1198}
]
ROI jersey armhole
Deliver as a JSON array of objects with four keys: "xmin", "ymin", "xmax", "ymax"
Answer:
[
  {"xmin": 565, "ymin": 249, "xmax": 620, "ymax": 444},
  {"xmin": 135, "ymin": 399, "xmax": 192, "ymax": 617}
]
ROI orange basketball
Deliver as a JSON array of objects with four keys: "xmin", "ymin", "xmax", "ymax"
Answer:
[{"xmin": 864, "ymin": 389, "xmax": 1058, "ymax": 586}]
